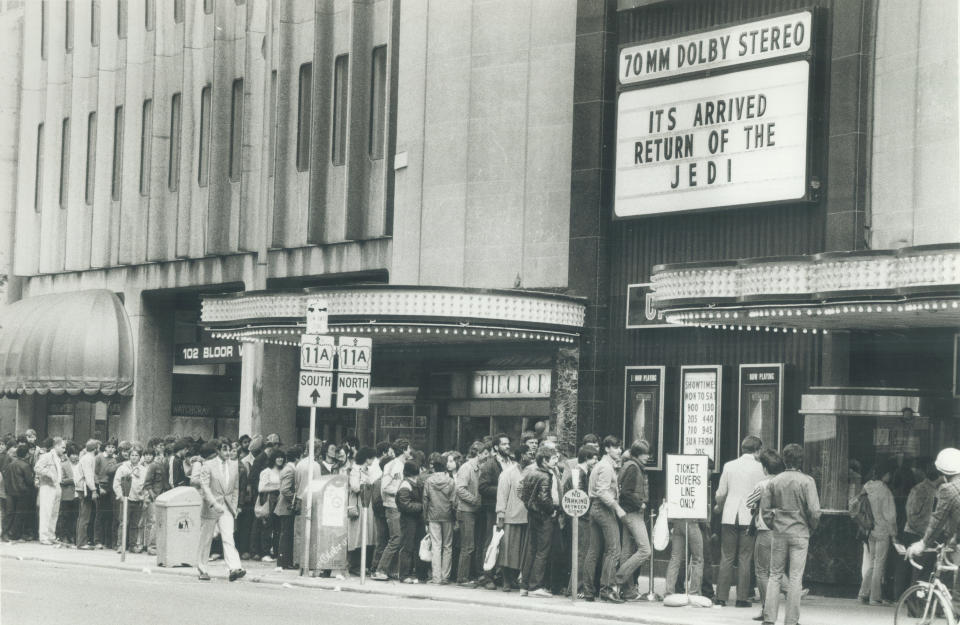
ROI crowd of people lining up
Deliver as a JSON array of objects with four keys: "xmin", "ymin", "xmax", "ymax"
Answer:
[{"xmin": 2, "ymin": 424, "xmax": 960, "ymax": 625}]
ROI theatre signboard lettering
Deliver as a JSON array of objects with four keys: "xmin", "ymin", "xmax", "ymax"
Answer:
[{"xmin": 615, "ymin": 11, "xmax": 814, "ymax": 218}]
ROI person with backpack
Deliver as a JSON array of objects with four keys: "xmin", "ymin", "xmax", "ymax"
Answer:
[{"xmin": 857, "ymin": 462, "xmax": 897, "ymax": 605}]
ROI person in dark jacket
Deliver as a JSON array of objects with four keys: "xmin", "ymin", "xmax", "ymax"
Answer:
[
  {"xmin": 247, "ymin": 433, "xmax": 279, "ymax": 559},
  {"xmin": 521, "ymin": 446, "xmax": 561, "ymax": 598},
  {"xmin": 6, "ymin": 445, "xmax": 35, "ymax": 541},
  {"xmin": 477, "ymin": 434, "xmax": 512, "ymax": 589},
  {"xmin": 615, "ymin": 439, "xmax": 651, "ymax": 600},
  {"xmin": 423, "ymin": 452, "xmax": 456, "ymax": 584},
  {"xmin": 396, "ymin": 460, "xmax": 424, "ymax": 583}
]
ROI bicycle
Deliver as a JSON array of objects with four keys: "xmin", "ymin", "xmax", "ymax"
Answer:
[{"xmin": 894, "ymin": 542, "xmax": 958, "ymax": 625}]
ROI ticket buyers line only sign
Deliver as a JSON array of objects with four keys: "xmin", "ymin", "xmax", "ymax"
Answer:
[
  {"xmin": 666, "ymin": 454, "xmax": 709, "ymax": 520},
  {"xmin": 614, "ymin": 11, "xmax": 813, "ymax": 218}
]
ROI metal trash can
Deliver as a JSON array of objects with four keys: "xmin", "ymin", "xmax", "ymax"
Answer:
[{"xmin": 155, "ymin": 486, "xmax": 202, "ymax": 567}]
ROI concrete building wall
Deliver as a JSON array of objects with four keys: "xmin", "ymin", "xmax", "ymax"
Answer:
[
  {"xmin": 870, "ymin": 0, "xmax": 960, "ymax": 248},
  {"xmin": 391, "ymin": 0, "xmax": 576, "ymax": 290}
]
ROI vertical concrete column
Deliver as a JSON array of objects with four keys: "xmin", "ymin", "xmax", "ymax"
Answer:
[
  {"xmin": 14, "ymin": 394, "xmax": 47, "ymax": 437},
  {"xmin": 120, "ymin": 291, "xmax": 174, "ymax": 441},
  {"xmin": 551, "ymin": 344, "xmax": 581, "ymax": 452},
  {"xmin": 238, "ymin": 342, "xmax": 297, "ymax": 443}
]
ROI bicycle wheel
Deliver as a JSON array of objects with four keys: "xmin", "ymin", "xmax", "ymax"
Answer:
[{"xmin": 895, "ymin": 584, "xmax": 956, "ymax": 625}]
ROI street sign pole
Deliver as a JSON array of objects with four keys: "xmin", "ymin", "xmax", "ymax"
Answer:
[
  {"xmin": 571, "ymin": 510, "xmax": 578, "ymax": 603},
  {"xmin": 301, "ymin": 404, "xmax": 317, "ymax": 576},
  {"xmin": 360, "ymin": 500, "xmax": 367, "ymax": 584}
]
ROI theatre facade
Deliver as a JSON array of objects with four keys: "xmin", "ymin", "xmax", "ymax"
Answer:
[{"xmin": 601, "ymin": 0, "xmax": 958, "ymax": 591}]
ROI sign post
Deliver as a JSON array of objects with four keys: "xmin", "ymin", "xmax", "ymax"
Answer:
[
  {"xmin": 562, "ymin": 482, "xmax": 590, "ymax": 604},
  {"xmin": 665, "ymin": 454, "xmax": 709, "ymax": 596},
  {"xmin": 300, "ymin": 301, "xmax": 331, "ymax": 576}
]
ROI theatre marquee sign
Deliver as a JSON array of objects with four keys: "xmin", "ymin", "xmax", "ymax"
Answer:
[{"xmin": 615, "ymin": 11, "xmax": 813, "ymax": 218}]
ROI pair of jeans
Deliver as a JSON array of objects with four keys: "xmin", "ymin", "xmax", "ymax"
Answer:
[
  {"xmin": 373, "ymin": 512, "xmax": 389, "ymax": 568},
  {"xmin": 277, "ymin": 514, "xmax": 295, "ymax": 568},
  {"xmin": 377, "ymin": 507, "xmax": 403, "ymax": 577},
  {"xmin": 616, "ymin": 510, "xmax": 652, "ymax": 593},
  {"xmin": 763, "ymin": 533, "xmax": 809, "ymax": 625},
  {"xmin": 582, "ymin": 505, "xmax": 621, "ymax": 593},
  {"xmin": 456, "ymin": 509, "xmax": 479, "ymax": 583},
  {"xmin": 93, "ymin": 490, "xmax": 113, "ymax": 546},
  {"xmin": 121, "ymin": 502, "xmax": 142, "ymax": 550},
  {"xmin": 76, "ymin": 495, "xmax": 96, "ymax": 546},
  {"xmin": 859, "ymin": 534, "xmax": 891, "ymax": 603},
  {"xmin": 234, "ymin": 507, "xmax": 253, "ymax": 555},
  {"xmin": 57, "ymin": 499, "xmax": 79, "ymax": 542},
  {"xmin": 6, "ymin": 495, "xmax": 31, "ymax": 540},
  {"xmin": 398, "ymin": 515, "xmax": 419, "ymax": 579},
  {"xmin": 428, "ymin": 521, "xmax": 453, "ymax": 583},
  {"xmin": 523, "ymin": 511, "xmax": 553, "ymax": 590},
  {"xmin": 717, "ymin": 523, "xmax": 756, "ymax": 602},
  {"xmin": 665, "ymin": 519, "xmax": 703, "ymax": 595},
  {"xmin": 142, "ymin": 502, "xmax": 157, "ymax": 550}
]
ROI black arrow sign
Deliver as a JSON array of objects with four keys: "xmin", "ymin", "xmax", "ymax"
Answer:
[
  {"xmin": 342, "ymin": 390, "xmax": 365, "ymax": 404},
  {"xmin": 310, "ymin": 389, "xmax": 321, "ymax": 403}
]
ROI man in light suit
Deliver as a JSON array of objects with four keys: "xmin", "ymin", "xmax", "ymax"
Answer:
[
  {"xmin": 35, "ymin": 437, "xmax": 66, "ymax": 545},
  {"xmin": 192, "ymin": 440, "xmax": 245, "ymax": 581},
  {"xmin": 714, "ymin": 435, "xmax": 766, "ymax": 607}
]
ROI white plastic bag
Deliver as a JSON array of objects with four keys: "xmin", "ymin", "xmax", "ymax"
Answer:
[
  {"xmin": 652, "ymin": 502, "xmax": 670, "ymax": 551},
  {"xmin": 483, "ymin": 527, "xmax": 504, "ymax": 571},
  {"xmin": 419, "ymin": 534, "xmax": 432, "ymax": 562}
]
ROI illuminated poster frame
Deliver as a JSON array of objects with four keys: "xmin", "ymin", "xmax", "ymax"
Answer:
[
  {"xmin": 623, "ymin": 366, "xmax": 666, "ymax": 470},
  {"xmin": 738, "ymin": 363, "xmax": 784, "ymax": 451}
]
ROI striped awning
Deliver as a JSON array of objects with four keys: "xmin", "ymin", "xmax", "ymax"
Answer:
[{"xmin": 0, "ymin": 289, "xmax": 134, "ymax": 397}]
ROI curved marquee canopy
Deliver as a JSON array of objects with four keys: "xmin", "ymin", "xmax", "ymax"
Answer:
[
  {"xmin": 0, "ymin": 290, "xmax": 134, "ymax": 397},
  {"xmin": 201, "ymin": 285, "xmax": 587, "ymax": 345}
]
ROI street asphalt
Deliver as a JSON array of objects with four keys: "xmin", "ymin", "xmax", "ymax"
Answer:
[
  {"xmin": 0, "ymin": 541, "xmax": 898, "ymax": 625},
  {"xmin": 1, "ymin": 558, "xmax": 618, "ymax": 625}
]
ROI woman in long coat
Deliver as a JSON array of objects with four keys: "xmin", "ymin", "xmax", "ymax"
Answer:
[{"xmin": 346, "ymin": 447, "xmax": 379, "ymax": 574}]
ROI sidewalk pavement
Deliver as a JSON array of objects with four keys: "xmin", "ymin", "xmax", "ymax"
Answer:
[{"xmin": 0, "ymin": 541, "xmax": 891, "ymax": 625}]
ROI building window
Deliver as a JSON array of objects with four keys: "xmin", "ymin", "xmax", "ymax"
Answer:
[
  {"xmin": 173, "ymin": 0, "xmax": 183, "ymax": 23},
  {"xmin": 332, "ymin": 54, "xmax": 348, "ymax": 166},
  {"xmin": 65, "ymin": 1, "xmax": 74, "ymax": 52},
  {"xmin": 34, "ymin": 123, "xmax": 44, "ymax": 212},
  {"xmin": 117, "ymin": 0, "xmax": 126, "ymax": 39},
  {"xmin": 139, "ymin": 99, "xmax": 152, "ymax": 196},
  {"xmin": 369, "ymin": 46, "xmax": 386, "ymax": 159},
  {"xmin": 168, "ymin": 93, "xmax": 181, "ymax": 191},
  {"xmin": 198, "ymin": 85, "xmax": 211, "ymax": 186},
  {"xmin": 40, "ymin": 0, "xmax": 47, "ymax": 59},
  {"xmin": 144, "ymin": 0, "xmax": 153, "ymax": 31},
  {"xmin": 203, "ymin": 0, "xmax": 212, "ymax": 15},
  {"xmin": 229, "ymin": 78, "xmax": 243, "ymax": 181},
  {"xmin": 85, "ymin": 112, "xmax": 96, "ymax": 205},
  {"xmin": 59, "ymin": 118, "xmax": 70, "ymax": 208},
  {"xmin": 296, "ymin": 62, "xmax": 311, "ymax": 172},
  {"xmin": 269, "ymin": 69, "xmax": 277, "ymax": 177},
  {"xmin": 111, "ymin": 105, "xmax": 123, "ymax": 201},
  {"xmin": 91, "ymin": 0, "xmax": 100, "ymax": 47}
]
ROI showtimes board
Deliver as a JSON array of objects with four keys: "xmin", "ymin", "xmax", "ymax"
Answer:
[{"xmin": 680, "ymin": 365, "xmax": 722, "ymax": 464}]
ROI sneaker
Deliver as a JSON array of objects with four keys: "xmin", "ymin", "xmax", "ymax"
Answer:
[
  {"xmin": 78, "ymin": 544, "xmax": 94, "ymax": 550},
  {"xmin": 229, "ymin": 569, "xmax": 247, "ymax": 582},
  {"xmin": 599, "ymin": 587, "xmax": 625, "ymax": 604},
  {"xmin": 483, "ymin": 581, "xmax": 497, "ymax": 591},
  {"xmin": 622, "ymin": 590, "xmax": 644, "ymax": 602},
  {"xmin": 198, "ymin": 570, "xmax": 211, "ymax": 581},
  {"xmin": 94, "ymin": 543, "xmax": 104, "ymax": 550},
  {"xmin": 529, "ymin": 588, "xmax": 553, "ymax": 598},
  {"xmin": 371, "ymin": 571, "xmax": 390, "ymax": 581},
  {"xmin": 261, "ymin": 555, "xmax": 275, "ymax": 563},
  {"xmin": 401, "ymin": 577, "xmax": 419, "ymax": 584},
  {"xmin": 457, "ymin": 581, "xmax": 478, "ymax": 589}
]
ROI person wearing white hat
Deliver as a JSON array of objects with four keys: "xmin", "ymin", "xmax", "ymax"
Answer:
[{"xmin": 906, "ymin": 448, "xmax": 960, "ymax": 561}]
